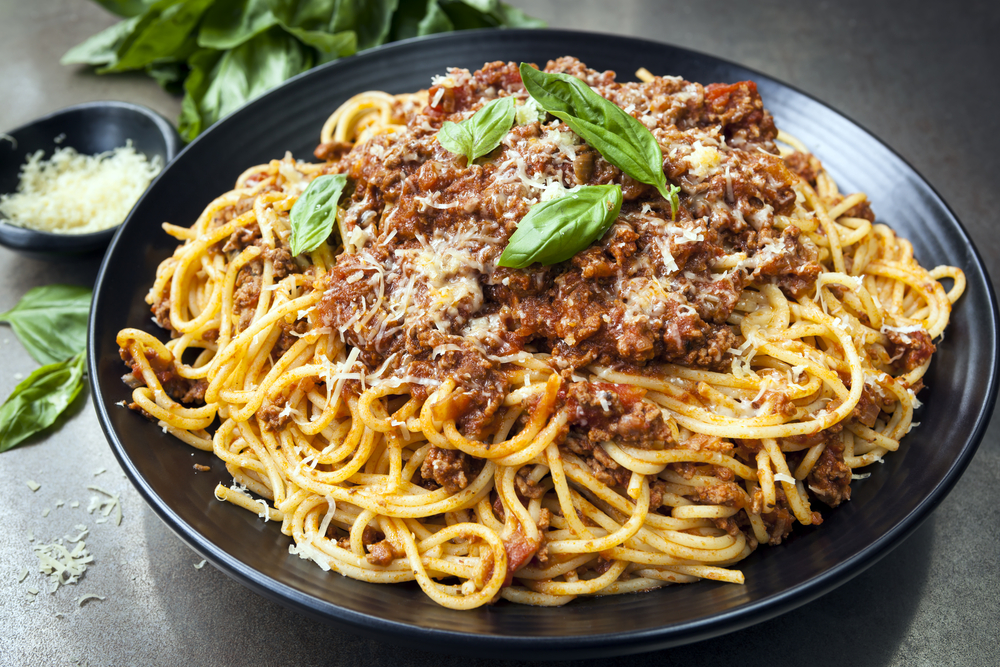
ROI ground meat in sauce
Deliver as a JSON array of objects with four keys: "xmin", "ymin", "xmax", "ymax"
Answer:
[
  {"xmin": 258, "ymin": 400, "xmax": 291, "ymax": 432},
  {"xmin": 751, "ymin": 225, "xmax": 822, "ymax": 298},
  {"xmin": 560, "ymin": 381, "xmax": 673, "ymax": 448},
  {"xmin": 562, "ymin": 435, "xmax": 632, "ymax": 488},
  {"xmin": 783, "ymin": 151, "xmax": 822, "ymax": 186},
  {"xmin": 807, "ymin": 441, "xmax": 853, "ymax": 507},
  {"xmin": 885, "ymin": 329, "xmax": 935, "ymax": 373},
  {"xmin": 420, "ymin": 447, "xmax": 484, "ymax": 493},
  {"xmin": 308, "ymin": 57, "xmax": 824, "ymax": 446},
  {"xmin": 119, "ymin": 347, "xmax": 207, "ymax": 406}
]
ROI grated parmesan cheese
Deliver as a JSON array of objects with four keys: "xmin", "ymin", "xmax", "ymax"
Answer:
[
  {"xmin": 76, "ymin": 594, "xmax": 105, "ymax": 607},
  {"xmin": 0, "ymin": 141, "xmax": 162, "ymax": 234},
  {"xmin": 34, "ymin": 540, "xmax": 94, "ymax": 592},
  {"xmin": 685, "ymin": 141, "xmax": 722, "ymax": 178},
  {"xmin": 881, "ymin": 323, "xmax": 924, "ymax": 335},
  {"xmin": 86, "ymin": 486, "xmax": 122, "ymax": 526}
]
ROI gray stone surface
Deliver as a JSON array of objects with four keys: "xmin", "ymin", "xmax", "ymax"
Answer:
[{"xmin": 0, "ymin": 0, "xmax": 997, "ymax": 665}]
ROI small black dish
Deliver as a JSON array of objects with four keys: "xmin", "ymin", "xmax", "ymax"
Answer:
[{"xmin": 0, "ymin": 101, "xmax": 182, "ymax": 255}]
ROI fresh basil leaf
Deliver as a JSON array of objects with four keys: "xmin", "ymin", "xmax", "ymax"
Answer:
[
  {"xmin": 178, "ymin": 48, "xmax": 223, "ymax": 142},
  {"xmin": 438, "ymin": 0, "xmax": 499, "ymax": 29},
  {"xmin": 498, "ymin": 184, "xmax": 623, "ymax": 268},
  {"xmin": 330, "ymin": 0, "xmax": 398, "ymax": 50},
  {"xmin": 266, "ymin": 0, "xmax": 337, "ymax": 29},
  {"xmin": 519, "ymin": 63, "xmax": 680, "ymax": 214},
  {"xmin": 440, "ymin": 0, "xmax": 543, "ymax": 29},
  {"xmin": 146, "ymin": 59, "xmax": 189, "ymax": 93},
  {"xmin": 290, "ymin": 174, "xmax": 348, "ymax": 256},
  {"xmin": 391, "ymin": 0, "xmax": 453, "ymax": 40},
  {"xmin": 418, "ymin": 0, "xmax": 455, "ymax": 34},
  {"xmin": 92, "ymin": 0, "xmax": 159, "ymax": 17},
  {"xmin": 285, "ymin": 26, "xmax": 355, "ymax": 55},
  {"xmin": 199, "ymin": 0, "xmax": 278, "ymax": 50},
  {"xmin": 101, "ymin": 0, "xmax": 216, "ymax": 73},
  {"xmin": 61, "ymin": 15, "xmax": 143, "ymax": 67},
  {"xmin": 268, "ymin": 0, "xmax": 353, "ymax": 61},
  {"xmin": 0, "ymin": 286, "xmax": 91, "ymax": 367},
  {"xmin": 493, "ymin": 3, "xmax": 546, "ymax": 28},
  {"xmin": 197, "ymin": 28, "xmax": 314, "ymax": 134},
  {"xmin": 69, "ymin": 0, "xmax": 542, "ymax": 142},
  {"xmin": 0, "ymin": 352, "xmax": 87, "ymax": 454},
  {"xmin": 453, "ymin": 0, "xmax": 497, "ymax": 12},
  {"xmin": 437, "ymin": 96, "xmax": 515, "ymax": 164}
]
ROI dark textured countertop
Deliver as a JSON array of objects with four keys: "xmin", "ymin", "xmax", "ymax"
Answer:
[{"xmin": 1, "ymin": 1, "xmax": 997, "ymax": 665}]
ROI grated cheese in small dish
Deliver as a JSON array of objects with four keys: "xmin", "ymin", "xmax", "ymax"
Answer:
[{"xmin": 0, "ymin": 141, "xmax": 161, "ymax": 234}]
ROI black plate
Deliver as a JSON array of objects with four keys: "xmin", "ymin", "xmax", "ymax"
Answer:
[
  {"xmin": 0, "ymin": 101, "xmax": 182, "ymax": 255},
  {"xmin": 89, "ymin": 29, "xmax": 1000, "ymax": 659}
]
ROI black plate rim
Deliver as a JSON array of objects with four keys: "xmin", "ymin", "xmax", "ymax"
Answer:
[{"xmin": 88, "ymin": 28, "xmax": 1000, "ymax": 658}]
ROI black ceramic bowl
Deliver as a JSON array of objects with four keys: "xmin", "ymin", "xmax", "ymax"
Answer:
[
  {"xmin": 89, "ymin": 30, "xmax": 999, "ymax": 659},
  {"xmin": 0, "ymin": 101, "xmax": 182, "ymax": 255}
]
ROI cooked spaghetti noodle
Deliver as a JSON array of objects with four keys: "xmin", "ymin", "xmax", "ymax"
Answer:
[{"xmin": 117, "ymin": 58, "xmax": 964, "ymax": 609}]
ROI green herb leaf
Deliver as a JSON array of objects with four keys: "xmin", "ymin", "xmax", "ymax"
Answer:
[
  {"xmin": 492, "ymin": 2, "xmax": 546, "ymax": 28},
  {"xmin": 68, "ymin": 0, "xmax": 542, "ymax": 141},
  {"xmin": 101, "ymin": 0, "xmax": 216, "ymax": 73},
  {"xmin": 331, "ymin": 0, "xmax": 398, "ymax": 50},
  {"xmin": 437, "ymin": 96, "xmax": 515, "ymax": 163},
  {"xmin": 61, "ymin": 15, "xmax": 143, "ymax": 67},
  {"xmin": 146, "ymin": 59, "xmax": 189, "ymax": 93},
  {"xmin": 497, "ymin": 184, "xmax": 623, "ymax": 268},
  {"xmin": 519, "ymin": 63, "xmax": 679, "ymax": 214},
  {"xmin": 290, "ymin": 173, "xmax": 348, "ymax": 256},
  {"xmin": 391, "ymin": 0, "xmax": 457, "ymax": 39},
  {"xmin": 284, "ymin": 26, "xmax": 354, "ymax": 56},
  {"xmin": 92, "ymin": 0, "xmax": 159, "ymax": 17},
  {"xmin": 0, "ymin": 286, "xmax": 92, "ymax": 367},
  {"xmin": 186, "ymin": 27, "xmax": 314, "ymax": 140},
  {"xmin": 0, "ymin": 352, "xmax": 87, "ymax": 454},
  {"xmin": 267, "ymin": 0, "xmax": 338, "ymax": 28},
  {"xmin": 178, "ymin": 48, "xmax": 223, "ymax": 142},
  {"xmin": 199, "ymin": 0, "xmax": 278, "ymax": 50},
  {"xmin": 417, "ymin": 0, "xmax": 455, "ymax": 34}
]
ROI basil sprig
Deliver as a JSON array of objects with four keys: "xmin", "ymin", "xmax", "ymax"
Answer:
[
  {"xmin": 0, "ymin": 285, "xmax": 92, "ymax": 366},
  {"xmin": 498, "ymin": 184, "xmax": 623, "ymax": 268},
  {"xmin": 0, "ymin": 284, "xmax": 92, "ymax": 454},
  {"xmin": 437, "ymin": 96, "xmax": 516, "ymax": 164},
  {"xmin": 64, "ymin": 1, "xmax": 544, "ymax": 142},
  {"xmin": 289, "ymin": 173, "xmax": 348, "ymax": 256},
  {"xmin": 518, "ymin": 63, "xmax": 681, "ymax": 219},
  {"xmin": 0, "ymin": 352, "xmax": 87, "ymax": 453}
]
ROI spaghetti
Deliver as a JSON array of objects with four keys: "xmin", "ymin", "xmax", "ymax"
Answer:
[{"xmin": 117, "ymin": 57, "xmax": 964, "ymax": 609}]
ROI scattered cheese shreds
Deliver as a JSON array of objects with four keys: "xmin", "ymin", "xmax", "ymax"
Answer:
[
  {"xmin": 194, "ymin": 560, "xmax": 207, "ymax": 570},
  {"xmin": 34, "ymin": 540, "xmax": 94, "ymax": 592},
  {"xmin": 773, "ymin": 473, "xmax": 798, "ymax": 485},
  {"xmin": 42, "ymin": 508, "xmax": 50, "ymax": 518},
  {"xmin": 93, "ymin": 468, "xmax": 106, "ymax": 477},
  {"xmin": 86, "ymin": 485, "xmax": 122, "ymax": 526},
  {"xmin": 18, "ymin": 566, "xmax": 29, "ymax": 583},
  {"xmin": 69, "ymin": 500, "xmax": 80, "ymax": 508},
  {"xmin": 26, "ymin": 480, "xmax": 41, "ymax": 491},
  {"xmin": 77, "ymin": 594, "xmax": 106, "ymax": 607}
]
